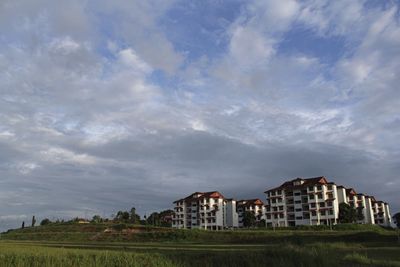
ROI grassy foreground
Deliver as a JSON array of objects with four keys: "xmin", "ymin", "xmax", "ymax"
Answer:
[{"xmin": 0, "ymin": 223, "xmax": 399, "ymax": 266}]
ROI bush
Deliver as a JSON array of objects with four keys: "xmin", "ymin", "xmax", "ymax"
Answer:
[
  {"xmin": 40, "ymin": 219, "xmax": 51, "ymax": 226},
  {"xmin": 111, "ymin": 224, "xmax": 128, "ymax": 231}
]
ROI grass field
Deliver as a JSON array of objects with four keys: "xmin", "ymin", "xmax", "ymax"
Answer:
[{"xmin": 0, "ymin": 223, "xmax": 399, "ymax": 266}]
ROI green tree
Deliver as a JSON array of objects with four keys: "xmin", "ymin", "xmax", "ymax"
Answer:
[
  {"xmin": 243, "ymin": 211, "xmax": 256, "ymax": 228},
  {"xmin": 91, "ymin": 215, "xmax": 102, "ymax": 223},
  {"xmin": 159, "ymin": 209, "xmax": 173, "ymax": 227},
  {"xmin": 257, "ymin": 219, "xmax": 266, "ymax": 228},
  {"xmin": 356, "ymin": 207, "xmax": 365, "ymax": 221},
  {"xmin": 339, "ymin": 203, "xmax": 357, "ymax": 223},
  {"xmin": 115, "ymin": 211, "xmax": 130, "ymax": 222},
  {"xmin": 40, "ymin": 218, "xmax": 51, "ymax": 226},
  {"xmin": 393, "ymin": 212, "xmax": 400, "ymax": 228},
  {"xmin": 147, "ymin": 212, "xmax": 161, "ymax": 226},
  {"xmin": 130, "ymin": 207, "xmax": 138, "ymax": 224},
  {"xmin": 31, "ymin": 216, "xmax": 36, "ymax": 227}
]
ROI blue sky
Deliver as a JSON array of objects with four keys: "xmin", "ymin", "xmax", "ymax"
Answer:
[{"xmin": 0, "ymin": 0, "xmax": 399, "ymax": 230}]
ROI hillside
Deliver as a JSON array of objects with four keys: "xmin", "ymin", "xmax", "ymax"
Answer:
[
  {"xmin": 1, "ymin": 223, "xmax": 399, "ymax": 266},
  {"xmin": 1, "ymin": 222, "xmax": 397, "ymax": 244}
]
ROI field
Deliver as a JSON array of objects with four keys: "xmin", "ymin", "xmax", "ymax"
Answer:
[{"xmin": 0, "ymin": 223, "xmax": 399, "ymax": 266}]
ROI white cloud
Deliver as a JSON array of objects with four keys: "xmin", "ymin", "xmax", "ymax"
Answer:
[
  {"xmin": 40, "ymin": 147, "xmax": 97, "ymax": 165},
  {"xmin": 117, "ymin": 48, "xmax": 153, "ymax": 74}
]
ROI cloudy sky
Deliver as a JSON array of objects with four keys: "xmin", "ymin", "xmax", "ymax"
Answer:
[{"xmin": 1, "ymin": 0, "xmax": 399, "ymax": 230}]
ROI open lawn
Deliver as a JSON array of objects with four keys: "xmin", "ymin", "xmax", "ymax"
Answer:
[{"xmin": 0, "ymin": 224, "xmax": 399, "ymax": 266}]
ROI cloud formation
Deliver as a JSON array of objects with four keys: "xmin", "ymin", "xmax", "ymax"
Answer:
[{"xmin": 0, "ymin": 0, "xmax": 399, "ymax": 230}]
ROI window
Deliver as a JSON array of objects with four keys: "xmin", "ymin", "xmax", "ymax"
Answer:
[
  {"xmin": 272, "ymin": 199, "xmax": 276, "ymax": 204},
  {"xmin": 310, "ymin": 203, "xmax": 316, "ymax": 208},
  {"xmin": 296, "ymin": 216, "xmax": 302, "ymax": 220},
  {"xmin": 294, "ymin": 192, "xmax": 301, "ymax": 196},
  {"xmin": 279, "ymin": 213, "xmax": 284, "ymax": 218},
  {"xmin": 277, "ymin": 190, "xmax": 282, "ymax": 195},
  {"xmin": 311, "ymin": 211, "xmax": 317, "ymax": 216},
  {"xmin": 308, "ymin": 186, "xmax": 314, "ymax": 191},
  {"xmin": 295, "ymin": 200, "xmax": 301, "ymax": 204},
  {"xmin": 329, "ymin": 210, "xmax": 333, "ymax": 215},
  {"xmin": 317, "ymin": 186, "xmax": 322, "ymax": 191},
  {"xmin": 278, "ymin": 198, "xmax": 282, "ymax": 203},
  {"xmin": 320, "ymin": 210, "xmax": 326, "ymax": 215},
  {"xmin": 318, "ymin": 194, "xmax": 323, "ymax": 199},
  {"xmin": 274, "ymin": 214, "xmax": 278, "ymax": 219},
  {"xmin": 295, "ymin": 208, "xmax": 302, "ymax": 212},
  {"xmin": 271, "ymin": 191, "xmax": 275, "ymax": 196},
  {"xmin": 320, "ymin": 202, "xmax": 325, "ymax": 208},
  {"xmin": 327, "ymin": 201, "xmax": 332, "ymax": 207},
  {"xmin": 267, "ymin": 214, "xmax": 271, "ymax": 219},
  {"xmin": 327, "ymin": 185, "xmax": 332, "ymax": 190},
  {"xmin": 309, "ymin": 194, "xmax": 315, "ymax": 200},
  {"xmin": 279, "ymin": 206, "xmax": 284, "ymax": 211}
]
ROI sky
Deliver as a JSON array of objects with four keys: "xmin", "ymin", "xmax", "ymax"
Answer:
[{"xmin": 0, "ymin": 0, "xmax": 399, "ymax": 231}]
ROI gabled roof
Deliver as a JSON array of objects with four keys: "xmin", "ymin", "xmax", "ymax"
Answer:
[
  {"xmin": 264, "ymin": 176, "xmax": 329, "ymax": 193},
  {"xmin": 346, "ymin": 188, "xmax": 357, "ymax": 195},
  {"xmin": 173, "ymin": 191, "xmax": 225, "ymax": 203},
  {"xmin": 237, "ymin": 199, "xmax": 264, "ymax": 207}
]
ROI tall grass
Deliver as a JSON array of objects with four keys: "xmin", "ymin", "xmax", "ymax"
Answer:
[{"xmin": 1, "ymin": 241, "xmax": 399, "ymax": 267}]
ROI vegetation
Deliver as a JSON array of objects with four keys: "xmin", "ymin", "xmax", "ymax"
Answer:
[
  {"xmin": 31, "ymin": 216, "xmax": 36, "ymax": 227},
  {"xmin": 393, "ymin": 212, "xmax": 400, "ymax": 228},
  {"xmin": 243, "ymin": 211, "xmax": 256, "ymax": 228},
  {"xmin": 1, "ymin": 223, "xmax": 399, "ymax": 266},
  {"xmin": 40, "ymin": 218, "xmax": 51, "ymax": 226},
  {"xmin": 339, "ymin": 203, "xmax": 358, "ymax": 223},
  {"xmin": 145, "ymin": 209, "xmax": 173, "ymax": 227},
  {"xmin": 0, "ymin": 235, "xmax": 399, "ymax": 266}
]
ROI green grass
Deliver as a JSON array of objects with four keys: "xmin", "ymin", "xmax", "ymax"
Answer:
[{"xmin": 1, "ymin": 223, "xmax": 399, "ymax": 266}]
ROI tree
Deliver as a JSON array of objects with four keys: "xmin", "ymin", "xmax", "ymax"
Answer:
[
  {"xmin": 339, "ymin": 203, "xmax": 357, "ymax": 223},
  {"xmin": 393, "ymin": 212, "xmax": 400, "ymax": 229},
  {"xmin": 31, "ymin": 216, "xmax": 36, "ymax": 227},
  {"xmin": 356, "ymin": 207, "xmax": 365, "ymax": 221},
  {"xmin": 146, "ymin": 212, "xmax": 161, "ymax": 226},
  {"xmin": 159, "ymin": 209, "xmax": 174, "ymax": 227},
  {"xmin": 130, "ymin": 207, "xmax": 140, "ymax": 224},
  {"xmin": 91, "ymin": 215, "xmax": 102, "ymax": 223},
  {"xmin": 243, "ymin": 211, "xmax": 256, "ymax": 228},
  {"xmin": 40, "ymin": 218, "xmax": 51, "ymax": 226},
  {"xmin": 115, "ymin": 211, "xmax": 130, "ymax": 222},
  {"xmin": 21, "ymin": 221, "xmax": 25, "ymax": 229},
  {"xmin": 257, "ymin": 219, "xmax": 266, "ymax": 228}
]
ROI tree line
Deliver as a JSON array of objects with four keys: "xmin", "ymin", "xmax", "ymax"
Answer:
[{"xmin": 21, "ymin": 207, "xmax": 174, "ymax": 229}]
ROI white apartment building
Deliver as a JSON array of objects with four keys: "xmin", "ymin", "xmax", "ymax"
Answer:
[
  {"xmin": 372, "ymin": 200, "xmax": 391, "ymax": 226},
  {"xmin": 265, "ymin": 177, "xmax": 339, "ymax": 227},
  {"xmin": 237, "ymin": 199, "xmax": 266, "ymax": 227},
  {"xmin": 264, "ymin": 176, "xmax": 392, "ymax": 227},
  {"xmin": 172, "ymin": 191, "xmax": 238, "ymax": 230}
]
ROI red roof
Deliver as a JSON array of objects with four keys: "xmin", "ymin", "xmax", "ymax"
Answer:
[
  {"xmin": 264, "ymin": 176, "xmax": 329, "ymax": 193},
  {"xmin": 173, "ymin": 191, "xmax": 225, "ymax": 203},
  {"xmin": 346, "ymin": 188, "xmax": 357, "ymax": 195},
  {"xmin": 237, "ymin": 199, "xmax": 264, "ymax": 207}
]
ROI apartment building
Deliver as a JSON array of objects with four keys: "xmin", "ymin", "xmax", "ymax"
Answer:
[
  {"xmin": 171, "ymin": 191, "xmax": 238, "ymax": 230},
  {"xmin": 237, "ymin": 199, "xmax": 266, "ymax": 227},
  {"xmin": 372, "ymin": 200, "xmax": 391, "ymax": 226},
  {"xmin": 264, "ymin": 177, "xmax": 339, "ymax": 227},
  {"xmin": 264, "ymin": 176, "xmax": 392, "ymax": 227}
]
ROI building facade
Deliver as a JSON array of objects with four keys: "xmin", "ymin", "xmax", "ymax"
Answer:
[
  {"xmin": 172, "ymin": 177, "xmax": 392, "ymax": 230},
  {"xmin": 264, "ymin": 176, "xmax": 392, "ymax": 227},
  {"xmin": 264, "ymin": 177, "xmax": 339, "ymax": 227},
  {"xmin": 237, "ymin": 199, "xmax": 266, "ymax": 227},
  {"xmin": 172, "ymin": 191, "xmax": 238, "ymax": 230}
]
